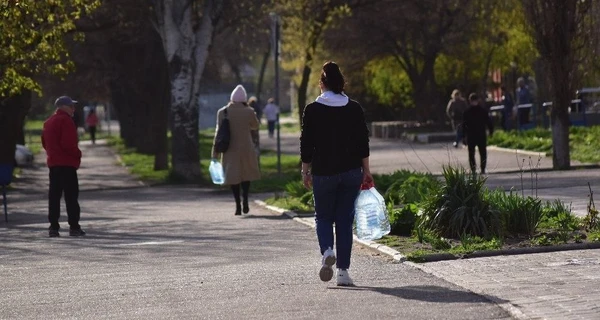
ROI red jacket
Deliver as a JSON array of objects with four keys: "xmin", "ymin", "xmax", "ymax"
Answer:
[
  {"xmin": 42, "ymin": 110, "xmax": 82, "ymax": 168},
  {"xmin": 86, "ymin": 113, "xmax": 98, "ymax": 127}
]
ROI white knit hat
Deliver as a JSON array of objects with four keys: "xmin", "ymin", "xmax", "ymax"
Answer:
[{"xmin": 230, "ymin": 85, "xmax": 247, "ymax": 103}]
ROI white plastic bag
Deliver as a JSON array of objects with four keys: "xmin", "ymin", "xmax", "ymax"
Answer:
[
  {"xmin": 209, "ymin": 159, "xmax": 224, "ymax": 185},
  {"xmin": 354, "ymin": 186, "xmax": 390, "ymax": 240}
]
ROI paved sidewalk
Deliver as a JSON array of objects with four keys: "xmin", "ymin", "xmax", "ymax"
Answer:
[
  {"xmin": 9, "ymin": 139, "xmax": 143, "ymax": 196},
  {"xmin": 4, "ymin": 128, "xmax": 600, "ymax": 319},
  {"xmin": 1, "ymin": 190, "xmax": 509, "ymax": 319}
]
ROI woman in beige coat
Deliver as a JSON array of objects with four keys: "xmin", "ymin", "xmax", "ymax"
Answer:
[{"xmin": 212, "ymin": 85, "xmax": 261, "ymax": 215}]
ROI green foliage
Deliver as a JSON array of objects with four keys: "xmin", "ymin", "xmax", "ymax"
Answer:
[
  {"xmin": 488, "ymin": 189, "xmax": 544, "ymax": 235},
  {"xmin": 388, "ymin": 204, "xmax": 419, "ymax": 236},
  {"xmin": 364, "ymin": 57, "xmax": 414, "ymax": 108},
  {"xmin": 451, "ymin": 235, "xmax": 503, "ymax": 254},
  {"xmin": 488, "ymin": 126, "xmax": 600, "ymax": 164},
  {"xmin": 488, "ymin": 128, "xmax": 552, "ymax": 154},
  {"xmin": 0, "ymin": 0, "xmax": 100, "ymax": 96},
  {"xmin": 420, "ymin": 166, "xmax": 501, "ymax": 238},
  {"xmin": 285, "ymin": 180, "xmax": 308, "ymax": 198},
  {"xmin": 107, "ymin": 136, "xmax": 171, "ymax": 183}
]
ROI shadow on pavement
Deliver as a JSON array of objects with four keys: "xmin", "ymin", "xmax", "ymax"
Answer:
[{"xmin": 329, "ymin": 285, "xmax": 508, "ymax": 304}]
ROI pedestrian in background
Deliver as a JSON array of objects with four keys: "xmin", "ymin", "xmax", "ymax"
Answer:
[
  {"xmin": 500, "ymin": 86, "xmax": 514, "ymax": 130},
  {"xmin": 262, "ymin": 98, "xmax": 279, "ymax": 138},
  {"xmin": 446, "ymin": 89, "xmax": 468, "ymax": 148},
  {"xmin": 41, "ymin": 96, "xmax": 86, "ymax": 237},
  {"xmin": 462, "ymin": 93, "xmax": 494, "ymax": 174},
  {"xmin": 248, "ymin": 96, "xmax": 262, "ymax": 124},
  {"xmin": 86, "ymin": 108, "xmax": 99, "ymax": 145},
  {"xmin": 515, "ymin": 77, "xmax": 532, "ymax": 126},
  {"xmin": 212, "ymin": 85, "xmax": 261, "ymax": 215},
  {"xmin": 300, "ymin": 61, "xmax": 372, "ymax": 286}
]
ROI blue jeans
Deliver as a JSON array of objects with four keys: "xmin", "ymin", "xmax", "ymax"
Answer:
[{"xmin": 312, "ymin": 167, "xmax": 363, "ymax": 269}]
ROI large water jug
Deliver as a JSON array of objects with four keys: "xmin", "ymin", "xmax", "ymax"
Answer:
[
  {"xmin": 354, "ymin": 185, "xmax": 390, "ymax": 241},
  {"xmin": 209, "ymin": 159, "xmax": 224, "ymax": 185}
]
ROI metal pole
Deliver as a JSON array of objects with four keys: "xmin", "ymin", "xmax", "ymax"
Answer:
[{"xmin": 272, "ymin": 13, "xmax": 281, "ymax": 176}]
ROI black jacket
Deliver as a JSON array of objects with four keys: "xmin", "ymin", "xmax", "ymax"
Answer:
[
  {"xmin": 300, "ymin": 100, "xmax": 369, "ymax": 176},
  {"xmin": 462, "ymin": 104, "xmax": 493, "ymax": 142}
]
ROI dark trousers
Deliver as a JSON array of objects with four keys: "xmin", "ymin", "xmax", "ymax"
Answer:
[
  {"xmin": 467, "ymin": 139, "xmax": 487, "ymax": 174},
  {"xmin": 48, "ymin": 166, "xmax": 81, "ymax": 230},
  {"xmin": 89, "ymin": 126, "xmax": 97, "ymax": 143},
  {"xmin": 312, "ymin": 168, "xmax": 363, "ymax": 269},
  {"xmin": 230, "ymin": 181, "xmax": 250, "ymax": 206},
  {"xmin": 267, "ymin": 120, "xmax": 276, "ymax": 137}
]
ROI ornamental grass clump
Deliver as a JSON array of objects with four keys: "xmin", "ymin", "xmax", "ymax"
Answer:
[
  {"xmin": 419, "ymin": 166, "xmax": 501, "ymax": 238},
  {"xmin": 487, "ymin": 189, "xmax": 543, "ymax": 236}
]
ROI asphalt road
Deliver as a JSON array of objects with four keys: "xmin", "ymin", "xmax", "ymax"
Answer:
[{"xmin": 0, "ymin": 187, "xmax": 510, "ymax": 320}]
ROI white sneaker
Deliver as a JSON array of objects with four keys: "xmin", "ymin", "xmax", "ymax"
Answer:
[
  {"xmin": 319, "ymin": 248, "xmax": 336, "ymax": 282},
  {"xmin": 337, "ymin": 269, "xmax": 354, "ymax": 286}
]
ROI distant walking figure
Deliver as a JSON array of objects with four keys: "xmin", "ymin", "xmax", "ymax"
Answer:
[
  {"xmin": 262, "ymin": 98, "xmax": 279, "ymax": 138},
  {"xmin": 212, "ymin": 85, "xmax": 261, "ymax": 215},
  {"xmin": 86, "ymin": 109, "xmax": 99, "ymax": 144},
  {"xmin": 462, "ymin": 93, "xmax": 494, "ymax": 174},
  {"xmin": 301, "ymin": 61, "xmax": 372, "ymax": 286},
  {"xmin": 446, "ymin": 89, "xmax": 468, "ymax": 148}
]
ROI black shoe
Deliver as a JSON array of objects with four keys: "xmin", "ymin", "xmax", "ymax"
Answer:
[
  {"xmin": 49, "ymin": 229, "xmax": 60, "ymax": 238},
  {"xmin": 235, "ymin": 204, "xmax": 242, "ymax": 216},
  {"xmin": 243, "ymin": 200, "xmax": 249, "ymax": 214},
  {"xmin": 69, "ymin": 229, "xmax": 86, "ymax": 237}
]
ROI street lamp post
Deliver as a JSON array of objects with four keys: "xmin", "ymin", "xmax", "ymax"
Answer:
[{"xmin": 270, "ymin": 12, "xmax": 281, "ymax": 176}]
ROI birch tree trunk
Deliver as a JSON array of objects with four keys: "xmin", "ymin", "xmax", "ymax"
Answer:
[{"xmin": 154, "ymin": 0, "xmax": 222, "ymax": 180}]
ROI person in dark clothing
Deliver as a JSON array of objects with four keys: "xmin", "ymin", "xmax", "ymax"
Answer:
[
  {"xmin": 300, "ymin": 61, "xmax": 371, "ymax": 286},
  {"xmin": 41, "ymin": 96, "xmax": 85, "ymax": 237},
  {"xmin": 500, "ymin": 86, "xmax": 514, "ymax": 131},
  {"xmin": 462, "ymin": 93, "xmax": 494, "ymax": 174}
]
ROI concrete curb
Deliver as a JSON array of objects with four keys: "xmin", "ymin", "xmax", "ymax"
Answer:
[
  {"xmin": 487, "ymin": 145, "xmax": 547, "ymax": 157},
  {"xmin": 254, "ymin": 200, "xmax": 407, "ymax": 263}
]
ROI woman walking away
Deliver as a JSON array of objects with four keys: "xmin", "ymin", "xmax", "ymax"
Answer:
[
  {"xmin": 300, "ymin": 61, "xmax": 372, "ymax": 286},
  {"xmin": 86, "ymin": 109, "xmax": 99, "ymax": 145},
  {"xmin": 446, "ymin": 89, "xmax": 468, "ymax": 148},
  {"xmin": 212, "ymin": 84, "xmax": 261, "ymax": 215}
]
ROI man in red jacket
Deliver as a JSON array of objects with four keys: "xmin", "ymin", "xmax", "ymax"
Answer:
[{"xmin": 42, "ymin": 96, "xmax": 85, "ymax": 237}]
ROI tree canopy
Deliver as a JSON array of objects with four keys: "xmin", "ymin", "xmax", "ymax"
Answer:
[{"xmin": 0, "ymin": 0, "xmax": 99, "ymax": 97}]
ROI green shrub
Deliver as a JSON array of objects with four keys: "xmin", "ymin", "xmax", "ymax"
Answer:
[
  {"xmin": 383, "ymin": 172, "xmax": 439, "ymax": 206},
  {"xmin": 389, "ymin": 204, "xmax": 419, "ymax": 236},
  {"xmin": 539, "ymin": 200, "xmax": 580, "ymax": 231},
  {"xmin": 419, "ymin": 166, "xmax": 501, "ymax": 238},
  {"xmin": 285, "ymin": 180, "xmax": 308, "ymax": 198},
  {"xmin": 488, "ymin": 189, "xmax": 544, "ymax": 236},
  {"xmin": 374, "ymin": 169, "xmax": 415, "ymax": 196}
]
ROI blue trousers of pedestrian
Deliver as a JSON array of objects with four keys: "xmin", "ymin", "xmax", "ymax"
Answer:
[{"xmin": 312, "ymin": 167, "xmax": 363, "ymax": 270}]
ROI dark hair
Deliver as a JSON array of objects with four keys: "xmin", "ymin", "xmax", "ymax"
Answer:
[
  {"xmin": 468, "ymin": 93, "xmax": 478, "ymax": 102},
  {"xmin": 320, "ymin": 61, "xmax": 345, "ymax": 94}
]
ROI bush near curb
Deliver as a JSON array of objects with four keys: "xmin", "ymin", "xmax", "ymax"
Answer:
[{"xmin": 267, "ymin": 165, "xmax": 600, "ymax": 262}]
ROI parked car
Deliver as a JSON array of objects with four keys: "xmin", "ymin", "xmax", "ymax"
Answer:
[{"xmin": 15, "ymin": 144, "xmax": 33, "ymax": 167}]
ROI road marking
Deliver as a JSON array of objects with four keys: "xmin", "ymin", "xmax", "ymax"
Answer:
[{"xmin": 118, "ymin": 240, "xmax": 184, "ymax": 246}]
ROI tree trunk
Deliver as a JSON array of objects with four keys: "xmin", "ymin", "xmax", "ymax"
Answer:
[
  {"xmin": 169, "ymin": 55, "xmax": 201, "ymax": 179},
  {"xmin": 154, "ymin": 0, "xmax": 221, "ymax": 181},
  {"xmin": 551, "ymin": 118, "xmax": 570, "ymax": 169},
  {"xmin": 297, "ymin": 64, "xmax": 312, "ymax": 124},
  {"xmin": 256, "ymin": 43, "xmax": 271, "ymax": 105},
  {"xmin": 0, "ymin": 92, "xmax": 31, "ymax": 166}
]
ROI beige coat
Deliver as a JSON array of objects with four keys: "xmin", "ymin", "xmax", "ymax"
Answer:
[{"xmin": 212, "ymin": 102, "xmax": 260, "ymax": 185}]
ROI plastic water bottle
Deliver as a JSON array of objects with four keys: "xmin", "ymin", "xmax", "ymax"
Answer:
[
  {"xmin": 372, "ymin": 187, "xmax": 391, "ymax": 236},
  {"xmin": 355, "ymin": 187, "xmax": 390, "ymax": 240},
  {"xmin": 209, "ymin": 159, "xmax": 224, "ymax": 185}
]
